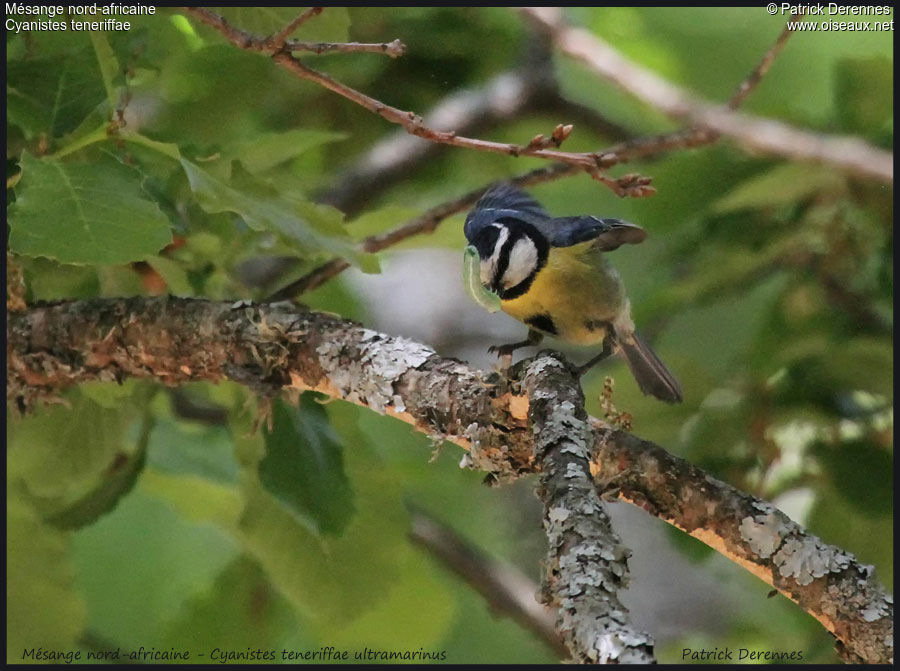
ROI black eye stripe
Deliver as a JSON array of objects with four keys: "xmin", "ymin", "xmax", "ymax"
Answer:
[
  {"xmin": 491, "ymin": 219, "xmax": 548, "ymax": 300},
  {"xmin": 472, "ymin": 225, "xmax": 501, "ymax": 258},
  {"xmin": 493, "ymin": 232, "xmax": 517, "ymax": 289}
]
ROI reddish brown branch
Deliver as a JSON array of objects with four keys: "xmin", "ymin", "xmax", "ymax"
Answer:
[
  {"xmin": 269, "ymin": 50, "xmax": 626, "ymax": 179},
  {"xmin": 182, "ymin": 6, "xmax": 405, "ymax": 58},
  {"xmin": 182, "ymin": 6, "xmax": 644, "ymax": 193},
  {"xmin": 268, "ymin": 7, "xmax": 323, "ymax": 49}
]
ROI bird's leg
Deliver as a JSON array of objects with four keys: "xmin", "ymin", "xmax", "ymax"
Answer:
[
  {"xmin": 576, "ymin": 335, "xmax": 616, "ymax": 377},
  {"xmin": 488, "ymin": 328, "xmax": 543, "ymax": 357},
  {"xmin": 488, "ymin": 328, "xmax": 543, "ymax": 371}
]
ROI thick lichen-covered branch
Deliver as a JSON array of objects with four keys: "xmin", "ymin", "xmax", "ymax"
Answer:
[
  {"xmin": 7, "ymin": 297, "xmax": 532, "ymax": 480},
  {"xmin": 7, "ymin": 297, "xmax": 893, "ymax": 664},
  {"xmin": 589, "ymin": 425, "xmax": 894, "ymax": 665},
  {"xmin": 523, "ymin": 354, "xmax": 655, "ymax": 663}
]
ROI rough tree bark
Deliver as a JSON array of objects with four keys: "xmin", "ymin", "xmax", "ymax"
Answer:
[{"xmin": 7, "ymin": 297, "xmax": 893, "ymax": 664}]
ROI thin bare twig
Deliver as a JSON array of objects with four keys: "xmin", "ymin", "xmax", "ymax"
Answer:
[
  {"xmin": 727, "ymin": 10, "xmax": 805, "ymax": 110},
  {"xmin": 287, "ymin": 38, "xmax": 406, "ymax": 58},
  {"xmin": 317, "ymin": 34, "xmax": 631, "ymax": 217},
  {"xmin": 183, "ymin": 7, "xmax": 647, "ymax": 193},
  {"xmin": 409, "ymin": 509, "xmax": 567, "ymax": 659},
  {"xmin": 521, "ymin": 7, "xmax": 892, "ymax": 183},
  {"xmin": 270, "ymin": 50, "xmax": 634, "ymax": 182},
  {"xmin": 182, "ymin": 7, "xmax": 406, "ymax": 58},
  {"xmin": 268, "ymin": 7, "xmax": 323, "ymax": 50}
]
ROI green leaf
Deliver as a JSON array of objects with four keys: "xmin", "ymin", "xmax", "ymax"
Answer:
[
  {"xmin": 260, "ymin": 396, "xmax": 355, "ymax": 535},
  {"xmin": 180, "ymin": 157, "xmax": 378, "ymax": 272},
  {"xmin": 71, "ymin": 487, "xmax": 239, "ymax": 648},
  {"xmin": 237, "ymin": 479, "xmax": 401, "ymax": 626},
  {"xmin": 146, "ymin": 418, "xmax": 240, "ymax": 486},
  {"xmin": 711, "ymin": 163, "xmax": 844, "ymax": 214},
  {"xmin": 45, "ymin": 419, "xmax": 149, "ymax": 531},
  {"xmin": 6, "ymin": 48, "xmax": 107, "ymax": 139},
  {"xmin": 145, "ymin": 255, "xmax": 194, "ymax": 295},
  {"xmin": 9, "ymin": 152, "xmax": 173, "ymax": 265},
  {"xmin": 7, "ymin": 493, "xmax": 87, "ymax": 662},
  {"xmin": 89, "ymin": 31, "xmax": 122, "ymax": 110},
  {"xmin": 834, "ymin": 57, "xmax": 893, "ymax": 141},
  {"xmin": 813, "ymin": 439, "xmax": 892, "ymax": 519},
  {"xmin": 8, "ymin": 389, "xmax": 133, "ymax": 519},
  {"xmin": 222, "ymin": 128, "xmax": 348, "ymax": 174},
  {"xmin": 463, "ymin": 245, "xmax": 501, "ymax": 312},
  {"xmin": 158, "ymin": 557, "xmax": 302, "ymax": 653},
  {"xmin": 22, "ymin": 257, "xmax": 100, "ymax": 300}
]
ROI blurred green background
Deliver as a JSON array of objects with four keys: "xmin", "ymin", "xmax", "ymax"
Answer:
[{"xmin": 6, "ymin": 7, "xmax": 892, "ymax": 664}]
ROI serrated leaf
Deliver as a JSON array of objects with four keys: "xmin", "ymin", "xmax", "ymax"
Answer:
[
  {"xmin": 8, "ymin": 390, "xmax": 132, "ymax": 517},
  {"xmin": 158, "ymin": 557, "xmax": 300, "ymax": 653},
  {"xmin": 89, "ymin": 31, "xmax": 121, "ymax": 109},
  {"xmin": 71, "ymin": 487, "xmax": 239, "ymax": 648},
  {"xmin": 711, "ymin": 163, "xmax": 844, "ymax": 214},
  {"xmin": 260, "ymin": 396, "xmax": 355, "ymax": 535},
  {"xmin": 9, "ymin": 152, "xmax": 173, "ymax": 265},
  {"xmin": 7, "ymin": 493, "xmax": 87, "ymax": 661},
  {"xmin": 237, "ymin": 479, "xmax": 401, "ymax": 626},
  {"xmin": 7, "ymin": 48, "xmax": 107, "ymax": 139},
  {"xmin": 180, "ymin": 157, "xmax": 378, "ymax": 272},
  {"xmin": 222, "ymin": 129, "xmax": 348, "ymax": 174},
  {"xmin": 45, "ymin": 426, "xmax": 148, "ymax": 531}
]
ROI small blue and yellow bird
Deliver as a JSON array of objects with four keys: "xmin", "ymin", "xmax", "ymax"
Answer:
[{"xmin": 463, "ymin": 183, "xmax": 682, "ymax": 403}]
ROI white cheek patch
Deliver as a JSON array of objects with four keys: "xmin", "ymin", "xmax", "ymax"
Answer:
[{"xmin": 501, "ymin": 236, "xmax": 538, "ymax": 289}]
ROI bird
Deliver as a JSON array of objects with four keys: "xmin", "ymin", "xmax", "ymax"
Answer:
[{"xmin": 463, "ymin": 182, "xmax": 683, "ymax": 403}]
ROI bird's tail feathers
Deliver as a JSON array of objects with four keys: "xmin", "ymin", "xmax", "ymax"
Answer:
[{"xmin": 619, "ymin": 332, "xmax": 683, "ymax": 404}]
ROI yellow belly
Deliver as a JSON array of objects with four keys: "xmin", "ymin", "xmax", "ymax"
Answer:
[{"xmin": 501, "ymin": 246, "xmax": 625, "ymax": 345}]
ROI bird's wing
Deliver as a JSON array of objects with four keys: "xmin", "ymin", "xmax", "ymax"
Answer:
[
  {"xmin": 542, "ymin": 216, "xmax": 647, "ymax": 250},
  {"xmin": 473, "ymin": 183, "xmax": 550, "ymax": 219}
]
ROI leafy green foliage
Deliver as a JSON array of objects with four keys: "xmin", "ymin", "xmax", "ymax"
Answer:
[
  {"xmin": 259, "ymin": 396, "xmax": 355, "ymax": 535},
  {"xmin": 9, "ymin": 388, "xmax": 138, "ymax": 520},
  {"xmin": 6, "ymin": 48, "xmax": 107, "ymax": 139},
  {"xmin": 9, "ymin": 152, "xmax": 173, "ymax": 265},
  {"xmin": 7, "ymin": 494, "xmax": 87, "ymax": 662},
  {"xmin": 180, "ymin": 158, "xmax": 378, "ymax": 272}
]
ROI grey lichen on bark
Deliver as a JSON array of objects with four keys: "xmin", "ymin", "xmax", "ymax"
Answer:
[
  {"xmin": 523, "ymin": 353, "xmax": 655, "ymax": 664},
  {"xmin": 7, "ymin": 297, "xmax": 892, "ymax": 664},
  {"xmin": 590, "ymin": 425, "xmax": 894, "ymax": 665}
]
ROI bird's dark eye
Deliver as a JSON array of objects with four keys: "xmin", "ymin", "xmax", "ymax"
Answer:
[{"xmin": 472, "ymin": 225, "xmax": 502, "ymax": 258}]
